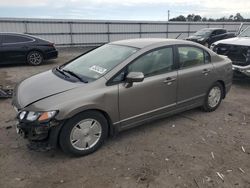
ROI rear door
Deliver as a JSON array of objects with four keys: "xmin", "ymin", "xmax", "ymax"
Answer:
[
  {"xmin": 117, "ymin": 46, "xmax": 178, "ymax": 128},
  {"xmin": 176, "ymin": 45, "xmax": 215, "ymax": 107}
]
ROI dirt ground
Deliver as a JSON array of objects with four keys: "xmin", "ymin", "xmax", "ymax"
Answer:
[{"xmin": 0, "ymin": 48, "xmax": 250, "ymax": 188}]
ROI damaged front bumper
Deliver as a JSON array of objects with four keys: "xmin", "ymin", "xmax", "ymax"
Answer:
[
  {"xmin": 232, "ymin": 64, "xmax": 250, "ymax": 77},
  {"xmin": 16, "ymin": 119, "xmax": 63, "ymax": 151}
]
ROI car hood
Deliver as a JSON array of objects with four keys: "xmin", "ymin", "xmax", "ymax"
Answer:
[
  {"xmin": 214, "ymin": 37, "xmax": 250, "ymax": 46},
  {"xmin": 12, "ymin": 70, "xmax": 82, "ymax": 109}
]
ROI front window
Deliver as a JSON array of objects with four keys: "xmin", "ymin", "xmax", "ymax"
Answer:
[
  {"xmin": 128, "ymin": 47, "xmax": 174, "ymax": 77},
  {"xmin": 61, "ymin": 44, "xmax": 138, "ymax": 82},
  {"xmin": 238, "ymin": 27, "xmax": 250, "ymax": 37}
]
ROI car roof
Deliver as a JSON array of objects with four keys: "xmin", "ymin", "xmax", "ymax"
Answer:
[
  {"xmin": 110, "ymin": 38, "xmax": 198, "ymax": 49},
  {"xmin": 0, "ymin": 32, "xmax": 51, "ymax": 42}
]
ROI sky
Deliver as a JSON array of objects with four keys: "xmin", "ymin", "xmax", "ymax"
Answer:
[{"xmin": 0, "ymin": 0, "xmax": 249, "ymax": 20}]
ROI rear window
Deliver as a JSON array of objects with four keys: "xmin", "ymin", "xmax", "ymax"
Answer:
[
  {"xmin": 2, "ymin": 35, "xmax": 33, "ymax": 44},
  {"xmin": 178, "ymin": 46, "xmax": 204, "ymax": 68}
]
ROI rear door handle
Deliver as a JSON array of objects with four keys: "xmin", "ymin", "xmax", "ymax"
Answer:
[
  {"xmin": 164, "ymin": 77, "xmax": 176, "ymax": 85},
  {"xmin": 202, "ymin": 69, "xmax": 211, "ymax": 75}
]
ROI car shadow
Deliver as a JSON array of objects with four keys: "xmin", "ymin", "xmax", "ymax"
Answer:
[
  {"xmin": 109, "ymin": 108, "xmax": 201, "ymax": 142},
  {"xmin": 233, "ymin": 77, "xmax": 250, "ymax": 88},
  {"xmin": 25, "ymin": 108, "xmax": 201, "ymax": 159}
]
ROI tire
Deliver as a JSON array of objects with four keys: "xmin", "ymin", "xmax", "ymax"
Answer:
[
  {"xmin": 59, "ymin": 111, "xmax": 108, "ymax": 156},
  {"xmin": 202, "ymin": 82, "xmax": 223, "ymax": 112},
  {"xmin": 27, "ymin": 51, "xmax": 44, "ymax": 65}
]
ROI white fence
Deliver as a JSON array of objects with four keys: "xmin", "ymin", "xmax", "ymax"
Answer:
[{"xmin": 0, "ymin": 18, "xmax": 249, "ymax": 46}]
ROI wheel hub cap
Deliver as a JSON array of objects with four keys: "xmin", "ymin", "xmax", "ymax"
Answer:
[
  {"xmin": 208, "ymin": 86, "xmax": 221, "ymax": 108},
  {"xmin": 70, "ymin": 119, "xmax": 102, "ymax": 150}
]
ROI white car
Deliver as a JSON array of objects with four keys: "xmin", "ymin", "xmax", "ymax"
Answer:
[{"xmin": 211, "ymin": 26, "xmax": 250, "ymax": 77}]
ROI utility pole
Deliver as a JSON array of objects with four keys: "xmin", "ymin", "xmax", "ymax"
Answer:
[{"xmin": 168, "ymin": 10, "xmax": 170, "ymax": 21}]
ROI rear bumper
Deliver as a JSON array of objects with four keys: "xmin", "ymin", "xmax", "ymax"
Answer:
[
  {"xmin": 232, "ymin": 64, "xmax": 250, "ymax": 77},
  {"xmin": 45, "ymin": 50, "xmax": 58, "ymax": 60}
]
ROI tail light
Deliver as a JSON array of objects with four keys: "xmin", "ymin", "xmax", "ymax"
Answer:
[{"xmin": 48, "ymin": 43, "xmax": 55, "ymax": 47}]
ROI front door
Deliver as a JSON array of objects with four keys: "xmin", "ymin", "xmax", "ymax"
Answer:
[{"xmin": 118, "ymin": 46, "xmax": 178, "ymax": 128}]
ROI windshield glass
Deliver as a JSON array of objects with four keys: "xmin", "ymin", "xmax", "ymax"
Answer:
[
  {"xmin": 62, "ymin": 44, "xmax": 138, "ymax": 82},
  {"xmin": 193, "ymin": 29, "xmax": 212, "ymax": 37},
  {"xmin": 238, "ymin": 27, "xmax": 250, "ymax": 37}
]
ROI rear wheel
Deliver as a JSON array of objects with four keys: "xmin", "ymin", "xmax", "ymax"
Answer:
[
  {"xmin": 59, "ymin": 111, "xmax": 108, "ymax": 156},
  {"xmin": 202, "ymin": 82, "xmax": 223, "ymax": 112},
  {"xmin": 27, "ymin": 51, "xmax": 43, "ymax": 65}
]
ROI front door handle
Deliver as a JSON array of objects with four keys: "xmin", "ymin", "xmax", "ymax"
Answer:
[
  {"xmin": 202, "ymin": 69, "xmax": 211, "ymax": 75},
  {"xmin": 164, "ymin": 77, "xmax": 176, "ymax": 85}
]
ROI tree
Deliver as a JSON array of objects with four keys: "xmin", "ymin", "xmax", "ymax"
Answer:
[
  {"xmin": 186, "ymin": 14, "xmax": 195, "ymax": 21},
  {"xmin": 168, "ymin": 13, "xmax": 247, "ymax": 22},
  {"xmin": 202, "ymin": 17, "xmax": 207, "ymax": 22},
  {"xmin": 208, "ymin": 18, "xmax": 215, "ymax": 22},
  {"xmin": 193, "ymin": 15, "xmax": 202, "ymax": 22},
  {"xmin": 217, "ymin": 17, "xmax": 227, "ymax": 22},
  {"xmin": 229, "ymin": 15, "xmax": 234, "ymax": 21},
  {"xmin": 170, "ymin": 15, "xmax": 186, "ymax": 21},
  {"xmin": 234, "ymin": 13, "xmax": 244, "ymax": 21}
]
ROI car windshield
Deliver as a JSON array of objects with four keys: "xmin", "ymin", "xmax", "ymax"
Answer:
[
  {"xmin": 193, "ymin": 29, "xmax": 212, "ymax": 37},
  {"xmin": 238, "ymin": 27, "xmax": 250, "ymax": 37},
  {"xmin": 61, "ymin": 44, "xmax": 138, "ymax": 82}
]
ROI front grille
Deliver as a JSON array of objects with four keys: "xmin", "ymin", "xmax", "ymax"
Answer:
[{"xmin": 215, "ymin": 44, "xmax": 250, "ymax": 66}]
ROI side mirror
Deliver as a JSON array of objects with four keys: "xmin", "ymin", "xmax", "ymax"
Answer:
[{"xmin": 124, "ymin": 72, "xmax": 144, "ymax": 88}]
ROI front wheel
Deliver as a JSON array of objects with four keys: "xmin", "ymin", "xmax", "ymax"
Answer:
[
  {"xmin": 202, "ymin": 82, "xmax": 223, "ymax": 112},
  {"xmin": 59, "ymin": 111, "xmax": 108, "ymax": 156}
]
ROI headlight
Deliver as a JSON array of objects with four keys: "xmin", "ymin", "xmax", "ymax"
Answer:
[
  {"xmin": 38, "ymin": 111, "xmax": 57, "ymax": 121},
  {"xmin": 19, "ymin": 111, "xmax": 27, "ymax": 120},
  {"xmin": 18, "ymin": 110, "xmax": 57, "ymax": 122},
  {"xmin": 26, "ymin": 111, "xmax": 41, "ymax": 121}
]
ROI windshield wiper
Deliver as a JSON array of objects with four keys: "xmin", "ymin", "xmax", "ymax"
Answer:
[
  {"xmin": 55, "ymin": 67, "xmax": 70, "ymax": 78},
  {"xmin": 62, "ymin": 69, "xmax": 88, "ymax": 83}
]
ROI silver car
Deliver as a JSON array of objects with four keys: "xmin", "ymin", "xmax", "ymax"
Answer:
[{"xmin": 12, "ymin": 38, "xmax": 233, "ymax": 156}]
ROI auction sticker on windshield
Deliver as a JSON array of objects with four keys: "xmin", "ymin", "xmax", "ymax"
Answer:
[{"xmin": 89, "ymin": 65, "xmax": 107, "ymax": 74}]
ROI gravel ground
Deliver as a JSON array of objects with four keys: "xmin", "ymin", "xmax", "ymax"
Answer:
[{"xmin": 0, "ymin": 48, "xmax": 250, "ymax": 188}]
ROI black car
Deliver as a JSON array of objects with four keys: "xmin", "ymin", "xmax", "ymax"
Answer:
[
  {"xmin": 0, "ymin": 33, "xmax": 58, "ymax": 65},
  {"xmin": 186, "ymin": 28, "xmax": 235, "ymax": 48}
]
